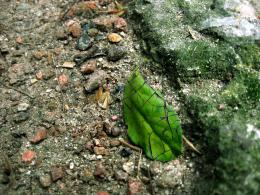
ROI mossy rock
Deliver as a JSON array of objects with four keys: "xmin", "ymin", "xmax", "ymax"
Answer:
[
  {"xmin": 184, "ymin": 65, "xmax": 260, "ymax": 194},
  {"xmin": 175, "ymin": 40, "xmax": 237, "ymax": 82},
  {"xmin": 130, "ymin": 0, "xmax": 260, "ymax": 193}
]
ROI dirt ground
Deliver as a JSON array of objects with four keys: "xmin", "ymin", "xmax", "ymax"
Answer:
[{"xmin": 0, "ymin": 1, "xmax": 205, "ymax": 194}]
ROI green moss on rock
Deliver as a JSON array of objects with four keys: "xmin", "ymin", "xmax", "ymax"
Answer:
[
  {"xmin": 175, "ymin": 40, "xmax": 237, "ymax": 82},
  {"xmin": 235, "ymin": 44, "xmax": 260, "ymax": 70},
  {"xmin": 184, "ymin": 65, "xmax": 260, "ymax": 194}
]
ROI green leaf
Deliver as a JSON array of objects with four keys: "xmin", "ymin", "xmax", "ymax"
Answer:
[{"xmin": 123, "ymin": 70, "xmax": 183, "ymax": 162}]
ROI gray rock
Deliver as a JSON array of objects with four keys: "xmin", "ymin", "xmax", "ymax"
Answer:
[
  {"xmin": 77, "ymin": 32, "xmax": 92, "ymax": 51},
  {"xmin": 17, "ymin": 102, "xmax": 30, "ymax": 112},
  {"xmin": 201, "ymin": 0, "xmax": 260, "ymax": 40},
  {"xmin": 39, "ymin": 174, "xmax": 52, "ymax": 188},
  {"xmin": 13, "ymin": 111, "xmax": 29, "ymax": 123},
  {"xmin": 114, "ymin": 170, "xmax": 128, "ymax": 182},
  {"xmin": 111, "ymin": 126, "xmax": 122, "ymax": 137},
  {"xmin": 107, "ymin": 45, "xmax": 126, "ymax": 62},
  {"xmin": 83, "ymin": 70, "xmax": 108, "ymax": 93}
]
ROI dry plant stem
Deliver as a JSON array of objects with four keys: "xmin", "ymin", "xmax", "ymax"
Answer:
[
  {"xmin": 137, "ymin": 149, "xmax": 142, "ymax": 179},
  {"xmin": 2, "ymin": 84, "xmax": 35, "ymax": 99},
  {"xmin": 183, "ymin": 135, "xmax": 201, "ymax": 154},
  {"xmin": 119, "ymin": 139, "xmax": 141, "ymax": 152}
]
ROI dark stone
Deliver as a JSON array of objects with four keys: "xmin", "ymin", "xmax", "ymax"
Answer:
[
  {"xmin": 120, "ymin": 148, "xmax": 132, "ymax": 157},
  {"xmin": 13, "ymin": 111, "xmax": 29, "ymax": 123},
  {"xmin": 51, "ymin": 166, "xmax": 65, "ymax": 182},
  {"xmin": 77, "ymin": 30, "xmax": 92, "ymax": 51},
  {"xmin": 106, "ymin": 45, "xmax": 126, "ymax": 62}
]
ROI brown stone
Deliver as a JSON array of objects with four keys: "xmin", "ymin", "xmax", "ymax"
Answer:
[
  {"xmin": 80, "ymin": 60, "xmax": 96, "ymax": 74},
  {"xmin": 68, "ymin": 21, "xmax": 82, "ymax": 38},
  {"xmin": 16, "ymin": 36, "xmax": 23, "ymax": 44},
  {"xmin": 36, "ymin": 71, "xmax": 43, "ymax": 80},
  {"xmin": 51, "ymin": 166, "xmax": 65, "ymax": 182},
  {"xmin": 114, "ymin": 17, "xmax": 128, "ymax": 32},
  {"xmin": 94, "ymin": 146, "xmax": 108, "ymax": 155},
  {"xmin": 94, "ymin": 163, "xmax": 107, "ymax": 178},
  {"xmin": 30, "ymin": 127, "xmax": 47, "ymax": 144},
  {"xmin": 58, "ymin": 74, "xmax": 69, "ymax": 86},
  {"xmin": 128, "ymin": 179, "xmax": 143, "ymax": 195},
  {"xmin": 33, "ymin": 50, "xmax": 48, "ymax": 60},
  {"xmin": 92, "ymin": 16, "xmax": 116, "ymax": 31}
]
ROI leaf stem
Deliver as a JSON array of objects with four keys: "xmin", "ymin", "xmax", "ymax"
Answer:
[{"xmin": 183, "ymin": 135, "xmax": 201, "ymax": 154}]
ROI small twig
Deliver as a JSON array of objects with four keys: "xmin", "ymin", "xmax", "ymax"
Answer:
[
  {"xmin": 119, "ymin": 138, "xmax": 141, "ymax": 152},
  {"xmin": 136, "ymin": 149, "xmax": 142, "ymax": 179},
  {"xmin": 2, "ymin": 84, "xmax": 35, "ymax": 99},
  {"xmin": 183, "ymin": 135, "xmax": 201, "ymax": 154}
]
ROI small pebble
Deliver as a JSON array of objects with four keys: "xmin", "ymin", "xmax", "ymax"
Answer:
[
  {"xmin": 30, "ymin": 127, "xmax": 47, "ymax": 144},
  {"xmin": 17, "ymin": 102, "xmax": 30, "ymax": 112},
  {"xmin": 35, "ymin": 71, "xmax": 43, "ymax": 80},
  {"xmin": 92, "ymin": 15, "xmax": 115, "ymax": 31},
  {"xmin": 107, "ymin": 45, "xmax": 126, "ymax": 61},
  {"xmin": 107, "ymin": 33, "xmax": 122, "ymax": 43},
  {"xmin": 69, "ymin": 162, "xmax": 74, "ymax": 170},
  {"xmin": 16, "ymin": 36, "xmax": 23, "ymax": 44},
  {"xmin": 93, "ymin": 138, "xmax": 101, "ymax": 146},
  {"xmin": 67, "ymin": 21, "xmax": 82, "ymax": 38},
  {"xmin": 111, "ymin": 127, "xmax": 121, "ymax": 137},
  {"xmin": 120, "ymin": 148, "xmax": 132, "ymax": 157},
  {"xmin": 58, "ymin": 74, "xmax": 69, "ymax": 86},
  {"xmin": 39, "ymin": 174, "xmax": 52, "ymax": 188},
  {"xmin": 94, "ymin": 163, "xmax": 107, "ymax": 178},
  {"xmin": 111, "ymin": 115, "xmax": 118, "ymax": 121},
  {"xmin": 218, "ymin": 103, "xmax": 225, "ymax": 111},
  {"xmin": 80, "ymin": 60, "xmax": 96, "ymax": 74},
  {"xmin": 97, "ymin": 191, "xmax": 109, "ymax": 195},
  {"xmin": 84, "ymin": 70, "xmax": 108, "ymax": 93},
  {"xmin": 61, "ymin": 61, "xmax": 75, "ymax": 69},
  {"xmin": 33, "ymin": 50, "xmax": 48, "ymax": 60},
  {"xmin": 114, "ymin": 170, "xmax": 128, "ymax": 181},
  {"xmin": 128, "ymin": 179, "xmax": 142, "ymax": 195},
  {"xmin": 114, "ymin": 17, "xmax": 128, "ymax": 32},
  {"xmin": 103, "ymin": 120, "xmax": 112, "ymax": 135},
  {"xmin": 94, "ymin": 146, "xmax": 108, "ymax": 155},
  {"xmin": 123, "ymin": 161, "xmax": 135, "ymax": 174},
  {"xmin": 77, "ymin": 31, "xmax": 91, "ymax": 51},
  {"xmin": 51, "ymin": 166, "xmax": 65, "ymax": 182},
  {"xmin": 21, "ymin": 150, "xmax": 36, "ymax": 163}
]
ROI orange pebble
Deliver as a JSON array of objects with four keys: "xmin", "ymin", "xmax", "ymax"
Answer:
[{"xmin": 22, "ymin": 150, "xmax": 36, "ymax": 163}]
